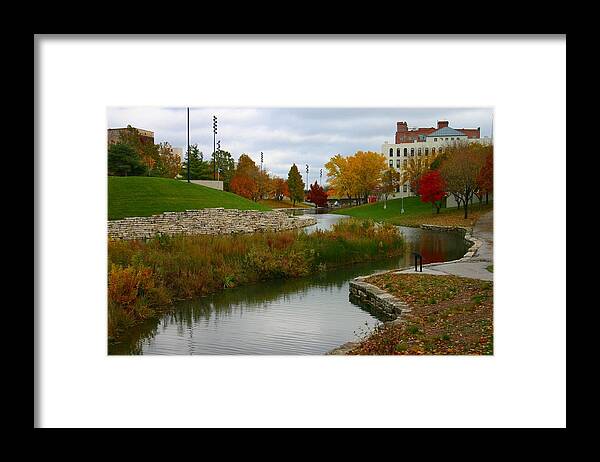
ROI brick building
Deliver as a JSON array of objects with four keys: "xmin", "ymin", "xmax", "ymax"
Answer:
[
  {"xmin": 107, "ymin": 126, "xmax": 154, "ymax": 147},
  {"xmin": 382, "ymin": 120, "xmax": 492, "ymax": 197}
]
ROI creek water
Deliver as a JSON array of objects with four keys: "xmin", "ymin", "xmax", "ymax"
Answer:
[{"xmin": 108, "ymin": 212, "xmax": 468, "ymax": 355}]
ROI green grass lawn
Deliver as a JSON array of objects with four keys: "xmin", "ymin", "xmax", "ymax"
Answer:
[
  {"xmin": 108, "ymin": 177, "xmax": 270, "ymax": 220},
  {"xmin": 333, "ymin": 196, "xmax": 492, "ymax": 228},
  {"xmin": 333, "ymin": 196, "xmax": 432, "ymax": 220}
]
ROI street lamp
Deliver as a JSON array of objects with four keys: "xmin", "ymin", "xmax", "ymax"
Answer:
[
  {"xmin": 260, "ymin": 151, "xmax": 264, "ymax": 173},
  {"xmin": 319, "ymin": 168, "xmax": 322, "ymax": 186}
]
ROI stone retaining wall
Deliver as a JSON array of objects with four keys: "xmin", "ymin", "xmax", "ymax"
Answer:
[
  {"xmin": 327, "ymin": 272, "xmax": 411, "ymax": 355},
  {"xmin": 108, "ymin": 208, "xmax": 317, "ymax": 240}
]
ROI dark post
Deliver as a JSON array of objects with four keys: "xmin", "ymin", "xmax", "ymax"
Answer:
[
  {"xmin": 319, "ymin": 168, "xmax": 322, "ymax": 186},
  {"xmin": 213, "ymin": 115, "xmax": 217, "ymax": 180},
  {"xmin": 187, "ymin": 107, "xmax": 190, "ymax": 183},
  {"xmin": 260, "ymin": 151, "xmax": 263, "ymax": 173}
]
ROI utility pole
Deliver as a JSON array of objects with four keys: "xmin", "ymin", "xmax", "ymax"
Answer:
[{"xmin": 187, "ymin": 107, "xmax": 190, "ymax": 183}]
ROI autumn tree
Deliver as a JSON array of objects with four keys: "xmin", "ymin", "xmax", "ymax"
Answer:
[
  {"xmin": 418, "ymin": 170, "xmax": 447, "ymax": 214},
  {"xmin": 325, "ymin": 154, "xmax": 355, "ymax": 203},
  {"xmin": 154, "ymin": 142, "xmax": 182, "ymax": 178},
  {"xmin": 381, "ymin": 167, "xmax": 400, "ymax": 201},
  {"xmin": 117, "ymin": 125, "xmax": 159, "ymax": 176},
  {"xmin": 272, "ymin": 177, "xmax": 289, "ymax": 201},
  {"xmin": 402, "ymin": 154, "xmax": 439, "ymax": 195},
  {"xmin": 439, "ymin": 142, "xmax": 487, "ymax": 219},
  {"xmin": 230, "ymin": 175, "xmax": 257, "ymax": 200},
  {"xmin": 476, "ymin": 148, "xmax": 493, "ymax": 205},
  {"xmin": 326, "ymin": 151, "xmax": 386, "ymax": 205},
  {"xmin": 306, "ymin": 181, "xmax": 328, "ymax": 208},
  {"xmin": 350, "ymin": 151, "xmax": 387, "ymax": 204},
  {"xmin": 287, "ymin": 163, "xmax": 305, "ymax": 206}
]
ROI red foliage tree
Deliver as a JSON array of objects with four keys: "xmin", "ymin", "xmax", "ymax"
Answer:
[
  {"xmin": 306, "ymin": 181, "xmax": 328, "ymax": 208},
  {"xmin": 418, "ymin": 170, "xmax": 446, "ymax": 214},
  {"xmin": 230, "ymin": 174, "xmax": 258, "ymax": 201},
  {"xmin": 477, "ymin": 151, "xmax": 493, "ymax": 204}
]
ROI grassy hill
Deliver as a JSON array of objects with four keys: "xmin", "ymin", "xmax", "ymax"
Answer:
[{"xmin": 108, "ymin": 177, "xmax": 270, "ymax": 220}]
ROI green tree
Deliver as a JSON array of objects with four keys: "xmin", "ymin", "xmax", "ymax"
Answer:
[
  {"xmin": 287, "ymin": 163, "xmax": 305, "ymax": 206},
  {"xmin": 212, "ymin": 150, "xmax": 235, "ymax": 189},
  {"xmin": 181, "ymin": 144, "xmax": 211, "ymax": 180},
  {"xmin": 108, "ymin": 143, "xmax": 146, "ymax": 176}
]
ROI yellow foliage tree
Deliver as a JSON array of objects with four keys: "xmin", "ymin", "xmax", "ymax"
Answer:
[{"xmin": 325, "ymin": 151, "xmax": 387, "ymax": 205}]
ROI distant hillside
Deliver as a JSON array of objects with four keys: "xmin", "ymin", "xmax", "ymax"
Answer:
[{"xmin": 108, "ymin": 177, "xmax": 270, "ymax": 220}]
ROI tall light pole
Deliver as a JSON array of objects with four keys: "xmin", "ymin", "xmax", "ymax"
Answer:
[
  {"xmin": 212, "ymin": 115, "xmax": 217, "ymax": 180},
  {"xmin": 187, "ymin": 107, "xmax": 190, "ymax": 183},
  {"xmin": 260, "ymin": 151, "xmax": 263, "ymax": 173},
  {"xmin": 319, "ymin": 168, "xmax": 322, "ymax": 186},
  {"xmin": 216, "ymin": 140, "xmax": 221, "ymax": 181},
  {"xmin": 305, "ymin": 164, "xmax": 309, "ymax": 193}
]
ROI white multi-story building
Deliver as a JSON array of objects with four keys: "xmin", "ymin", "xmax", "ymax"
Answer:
[{"xmin": 382, "ymin": 120, "xmax": 492, "ymax": 197}]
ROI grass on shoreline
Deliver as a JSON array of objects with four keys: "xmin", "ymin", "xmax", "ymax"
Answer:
[
  {"xmin": 108, "ymin": 176, "xmax": 270, "ymax": 220},
  {"xmin": 108, "ymin": 219, "xmax": 405, "ymax": 341},
  {"xmin": 334, "ymin": 196, "xmax": 492, "ymax": 228},
  {"xmin": 349, "ymin": 273, "xmax": 493, "ymax": 355}
]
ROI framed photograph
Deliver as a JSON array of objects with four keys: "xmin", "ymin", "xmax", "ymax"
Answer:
[{"xmin": 35, "ymin": 35, "xmax": 566, "ymax": 428}]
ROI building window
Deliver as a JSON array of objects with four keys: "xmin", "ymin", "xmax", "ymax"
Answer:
[
  {"xmin": 403, "ymin": 159, "xmax": 407, "ymax": 167},
  {"xmin": 404, "ymin": 148, "xmax": 407, "ymax": 156},
  {"xmin": 418, "ymin": 148, "xmax": 421, "ymax": 155},
  {"xmin": 403, "ymin": 184, "xmax": 407, "ymax": 192},
  {"xmin": 389, "ymin": 160, "xmax": 393, "ymax": 167},
  {"xmin": 432, "ymin": 147, "xmax": 435, "ymax": 155},
  {"xmin": 389, "ymin": 148, "xmax": 393, "ymax": 156},
  {"xmin": 439, "ymin": 147, "xmax": 443, "ymax": 153},
  {"xmin": 445, "ymin": 138, "xmax": 449, "ymax": 141},
  {"xmin": 434, "ymin": 138, "xmax": 437, "ymax": 142},
  {"xmin": 425, "ymin": 148, "xmax": 429, "ymax": 155},
  {"xmin": 396, "ymin": 148, "xmax": 401, "ymax": 156},
  {"xmin": 411, "ymin": 148, "xmax": 414, "ymax": 156},
  {"xmin": 451, "ymin": 137, "xmax": 454, "ymax": 141},
  {"xmin": 396, "ymin": 159, "xmax": 400, "ymax": 168}
]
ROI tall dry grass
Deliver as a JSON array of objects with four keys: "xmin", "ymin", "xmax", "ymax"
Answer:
[{"xmin": 107, "ymin": 218, "xmax": 404, "ymax": 340}]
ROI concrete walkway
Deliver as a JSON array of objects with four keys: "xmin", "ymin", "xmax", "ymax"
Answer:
[{"xmin": 396, "ymin": 210, "xmax": 494, "ymax": 281}]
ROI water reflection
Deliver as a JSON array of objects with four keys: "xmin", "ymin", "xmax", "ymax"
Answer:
[{"xmin": 108, "ymin": 216, "xmax": 467, "ymax": 355}]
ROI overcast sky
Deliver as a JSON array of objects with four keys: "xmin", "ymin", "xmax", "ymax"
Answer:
[{"xmin": 107, "ymin": 107, "xmax": 493, "ymax": 181}]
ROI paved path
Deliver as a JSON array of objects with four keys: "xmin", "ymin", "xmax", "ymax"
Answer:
[{"xmin": 396, "ymin": 210, "xmax": 494, "ymax": 281}]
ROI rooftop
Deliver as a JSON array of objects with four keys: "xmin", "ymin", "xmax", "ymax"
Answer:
[{"xmin": 426, "ymin": 127, "xmax": 467, "ymax": 138}]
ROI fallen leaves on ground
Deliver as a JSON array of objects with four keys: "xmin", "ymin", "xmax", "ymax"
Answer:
[{"xmin": 349, "ymin": 274, "xmax": 493, "ymax": 355}]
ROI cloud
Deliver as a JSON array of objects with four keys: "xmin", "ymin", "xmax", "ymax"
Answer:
[{"xmin": 107, "ymin": 107, "xmax": 493, "ymax": 179}]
